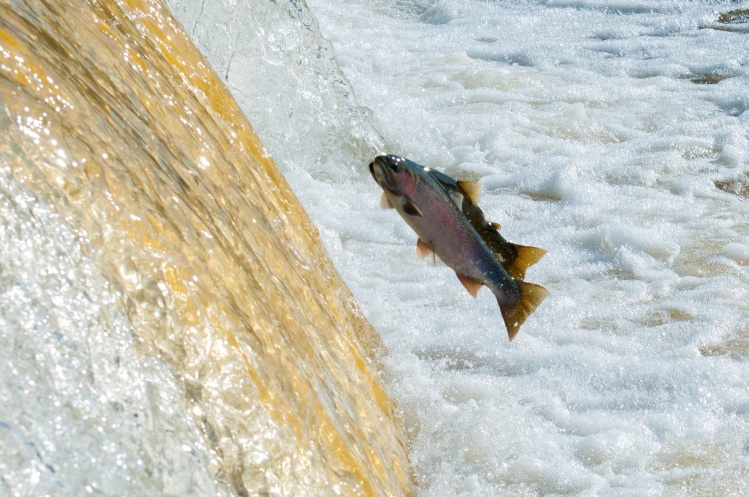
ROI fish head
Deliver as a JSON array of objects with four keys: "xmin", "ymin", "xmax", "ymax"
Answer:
[{"xmin": 369, "ymin": 155, "xmax": 418, "ymax": 197}]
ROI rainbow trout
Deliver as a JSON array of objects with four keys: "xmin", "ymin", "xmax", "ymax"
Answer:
[
  {"xmin": 421, "ymin": 166, "xmax": 546, "ymax": 281},
  {"xmin": 370, "ymin": 154, "xmax": 548, "ymax": 340}
]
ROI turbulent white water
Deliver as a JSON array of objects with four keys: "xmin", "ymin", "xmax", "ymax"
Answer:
[
  {"xmin": 173, "ymin": 0, "xmax": 749, "ymax": 495},
  {"xmin": 171, "ymin": 0, "xmax": 749, "ymax": 494},
  {"xmin": 6, "ymin": 0, "xmax": 746, "ymax": 494},
  {"xmin": 307, "ymin": 1, "xmax": 749, "ymax": 494},
  {"xmin": 301, "ymin": 2, "xmax": 749, "ymax": 495}
]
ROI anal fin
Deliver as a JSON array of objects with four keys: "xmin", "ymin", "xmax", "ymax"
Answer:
[
  {"xmin": 457, "ymin": 273, "xmax": 483, "ymax": 298},
  {"xmin": 499, "ymin": 281, "xmax": 549, "ymax": 341}
]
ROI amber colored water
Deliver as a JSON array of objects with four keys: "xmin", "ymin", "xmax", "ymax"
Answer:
[{"xmin": 0, "ymin": 0, "xmax": 413, "ymax": 495}]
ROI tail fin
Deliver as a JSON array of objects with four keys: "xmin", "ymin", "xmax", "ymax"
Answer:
[
  {"xmin": 503, "ymin": 244, "xmax": 547, "ymax": 281},
  {"xmin": 500, "ymin": 281, "xmax": 549, "ymax": 341}
]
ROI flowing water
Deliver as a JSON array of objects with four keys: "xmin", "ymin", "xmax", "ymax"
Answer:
[
  {"xmin": 170, "ymin": 0, "xmax": 749, "ymax": 495},
  {"xmin": 5, "ymin": 0, "xmax": 749, "ymax": 494},
  {"xmin": 0, "ymin": 1, "xmax": 412, "ymax": 495}
]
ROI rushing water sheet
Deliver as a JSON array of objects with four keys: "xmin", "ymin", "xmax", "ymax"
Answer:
[
  {"xmin": 0, "ymin": 1, "xmax": 414, "ymax": 495},
  {"xmin": 170, "ymin": 0, "xmax": 749, "ymax": 494}
]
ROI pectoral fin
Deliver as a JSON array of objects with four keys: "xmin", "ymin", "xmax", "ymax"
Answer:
[
  {"xmin": 380, "ymin": 192, "xmax": 395, "ymax": 209},
  {"xmin": 503, "ymin": 244, "xmax": 547, "ymax": 281},
  {"xmin": 499, "ymin": 281, "xmax": 549, "ymax": 341},
  {"xmin": 416, "ymin": 239, "xmax": 434, "ymax": 261},
  {"xmin": 457, "ymin": 273, "xmax": 483, "ymax": 297},
  {"xmin": 402, "ymin": 198, "xmax": 423, "ymax": 217}
]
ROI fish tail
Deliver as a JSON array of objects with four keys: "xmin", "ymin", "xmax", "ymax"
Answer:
[
  {"xmin": 500, "ymin": 281, "xmax": 549, "ymax": 341},
  {"xmin": 503, "ymin": 244, "xmax": 547, "ymax": 281}
]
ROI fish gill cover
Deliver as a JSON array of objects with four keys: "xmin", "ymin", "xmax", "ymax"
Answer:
[{"xmin": 0, "ymin": 0, "xmax": 413, "ymax": 495}]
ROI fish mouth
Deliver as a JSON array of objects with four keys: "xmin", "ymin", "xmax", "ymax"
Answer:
[
  {"xmin": 369, "ymin": 156, "xmax": 399, "ymax": 194},
  {"xmin": 369, "ymin": 155, "xmax": 416, "ymax": 196},
  {"xmin": 368, "ymin": 159, "xmax": 380, "ymax": 184}
]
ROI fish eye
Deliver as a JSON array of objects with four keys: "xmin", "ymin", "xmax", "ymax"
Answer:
[{"xmin": 387, "ymin": 157, "xmax": 405, "ymax": 172}]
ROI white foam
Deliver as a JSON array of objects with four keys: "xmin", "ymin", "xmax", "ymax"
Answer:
[
  {"xmin": 305, "ymin": 0, "xmax": 749, "ymax": 494},
  {"xmin": 168, "ymin": 0, "xmax": 749, "ymax": 493}
]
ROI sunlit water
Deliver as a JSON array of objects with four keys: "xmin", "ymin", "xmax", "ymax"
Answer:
[
  {"xmin": 5, "ymin": 0, "xmax": 749, "ymax": 494},
  {"xmin": 172, "ymin": 0, "xmax": 749, "ymax": 495},
  {"xmin": 1, "ymin": 1, "xmax": 412, "ymax": 495}
]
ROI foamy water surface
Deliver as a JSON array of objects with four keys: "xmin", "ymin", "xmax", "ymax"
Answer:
[
  {"xmin": 12, "ymin": 0, "xmax": 740, "ymax": 494},
  {"xmin": 299, "ymin": 0, "xmax": 749, "ymax": 494}
]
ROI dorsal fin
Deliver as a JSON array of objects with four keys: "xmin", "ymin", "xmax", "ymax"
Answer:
[
  {"xmin": 456, "ymin": 273, "xmax": 483, "ymax": 297},
  {"xmin": 502, "ymin": 244, "xmax": 547, "ymax": 281},
  {"xmin": 416, "ymin": 238, "xmax": 434, "ymax": 261},
  {"xmin": 457, "ymin": 180, "xmax": 482, "ymax": 205},
  {"xmin": 490, "ymin": 221, "xmax": 501, "ymax": 231},
  {"xmin": 499, "ymin": 281, "xmax": 549, "ymax": 341}
]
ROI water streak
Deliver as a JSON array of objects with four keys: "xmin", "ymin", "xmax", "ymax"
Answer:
[{"xmin": 0, "ymin": 0, "xmax": 413, "ymax": 495}]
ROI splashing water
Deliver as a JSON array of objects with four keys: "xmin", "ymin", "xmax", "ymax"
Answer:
[{"xmin": 0, "ymin": 1, "xmax": 412, "ymax": 495}]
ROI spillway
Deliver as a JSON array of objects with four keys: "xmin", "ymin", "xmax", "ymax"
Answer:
[{"xmin": 0, "ymin": 1, "xmax": 413, "ymax": 495}]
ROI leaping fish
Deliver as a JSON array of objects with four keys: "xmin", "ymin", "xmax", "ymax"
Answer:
[
  {"xmin": 369, "ymin": 154, "xmax": 548, "ymax": 340},
  {"xmin": 418, "ymin": 165, "xmax": 546, "ymax": 281}
]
